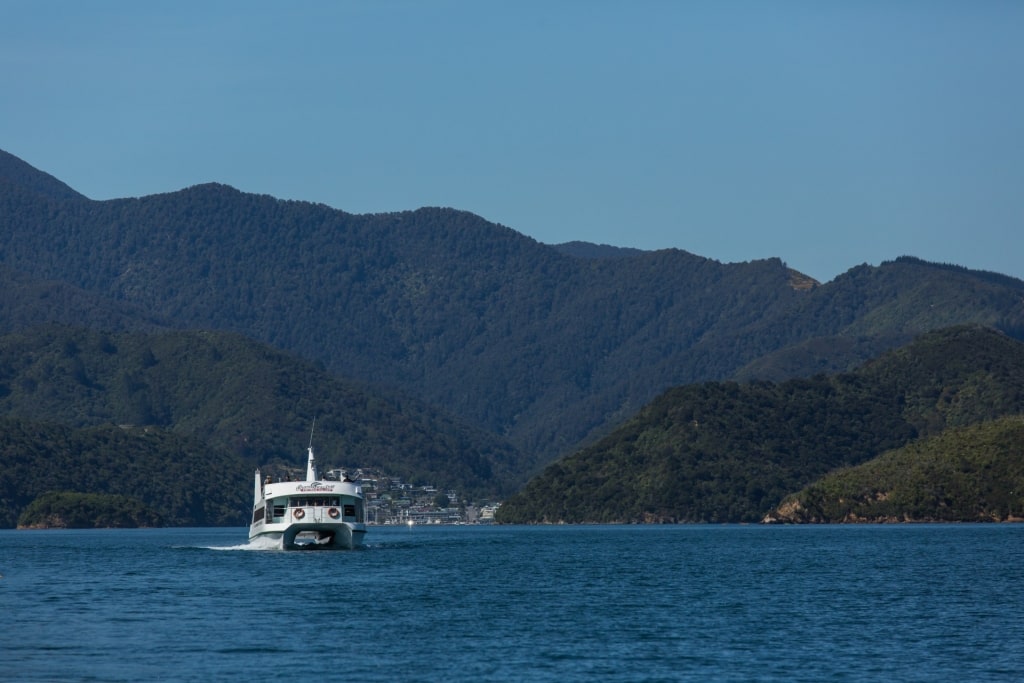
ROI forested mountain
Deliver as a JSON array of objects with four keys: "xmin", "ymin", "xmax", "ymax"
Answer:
[
  {"xmin": 3, "ymin": 150, "xmax": 1023, "ymax": 473},
  {"xmin": 0, "ymin": 264, "xmax": 170, "ymax": 334},
  {"xmin": 551, "ymin": 241, "xmax": 645, "ymax": 259},
  {"xmin": 18, "ymin": 491, "xmax": 167, "ymax": 529},
  {"xmin": 495, "ymin": 326, "xmax": 1024, "ymax": 524},
  {"xmin": 764, "ymin": 416, "xmax": 1024, "ymax": 523},
  {"xmin": 0, "ymin": 326, "xmax": 521, "ymax": 503},
  {"xmin": 0, "ymin": 417, "xmax": 250, "ymax": 528},
  {"xmin": 0, "ymin": 149, "xmax": 85, "ymax": 201}
]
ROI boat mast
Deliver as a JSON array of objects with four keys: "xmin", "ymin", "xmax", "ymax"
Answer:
[
  {"xmin": 305, "ymin": 418, "xmax": 318, "ymax": 481},
  {"xmin": 254, "ymin": 468, "xmax": 263, "ymax": 504}
]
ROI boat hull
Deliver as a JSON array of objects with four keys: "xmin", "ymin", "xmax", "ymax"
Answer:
[{"xmin": 250, "ymin": 521, "xmax": 366, "ymax": 550}]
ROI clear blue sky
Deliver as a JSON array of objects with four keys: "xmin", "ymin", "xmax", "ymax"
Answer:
[{"xmin": 2, "ymin": 1, "xmax": 1022, "ymax": 283}]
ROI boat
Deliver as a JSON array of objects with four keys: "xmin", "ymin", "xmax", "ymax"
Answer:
[{"xmin": 249, "ymin": 432, "xmax": 367, "ymax": 549}]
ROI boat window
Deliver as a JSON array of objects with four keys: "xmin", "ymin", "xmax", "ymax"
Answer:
[
  {"xmin": 253, "ymin": 507, "xmax": 265, "ymax": 524},
  {"xmin": 289, "ymin": 496, "xmax": 344, "ymax": 508},
  {"xmin": 343, "ymin": 504, "xmax": 355, "ymax": 518}
]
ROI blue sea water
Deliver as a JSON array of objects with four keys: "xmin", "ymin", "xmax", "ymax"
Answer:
[{"xmin": 2, "ymin": 524, "xmax": 1023, "ymax": 682}]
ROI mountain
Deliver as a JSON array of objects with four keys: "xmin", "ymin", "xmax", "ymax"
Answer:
[
  {"xmin": 2, "ymin": 149, "xmax": 1024, "ymax": 474},
  {"xmin": 765, "ymin": 416, "xmax": 1024, "ymax": 523},
  {"xmin": 17, "ymin": 491, "xmax": 166, "ymax": 529},
  {"xmin": 494, "ymin": 326, "xmax": 1024, "ymax": 524},
  {"xmin": 551, "ymin": 241, "xmax": 646, "ymax": 259},
  {"xmin": 0, "ymin": 264, "xmax": 170, "ymax": 335},
  {"xmin": 0, "ymin": 325, "xmax": 521, "ymax": 501},
  {"xmin": 0, "ymin": 417, "xmax": 250, "ymax": 528},
  {"xmin": 0, "ymin": 149, "xmax": 85, "ymax": 201}
]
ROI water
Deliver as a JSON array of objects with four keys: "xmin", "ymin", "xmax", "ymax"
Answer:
[{"xmin": 2, "ymin": 524, "xmax": 1022, "ymax": 682}]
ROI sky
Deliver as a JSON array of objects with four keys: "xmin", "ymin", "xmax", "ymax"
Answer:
[{"xmin": 2, "ymin": 1, "xmax": 1022, "ymax": 284}]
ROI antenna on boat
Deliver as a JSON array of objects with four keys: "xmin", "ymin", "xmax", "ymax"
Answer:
[{"xmin": 306, "ymin": 417, "xmax": 318, "ymax": 482}]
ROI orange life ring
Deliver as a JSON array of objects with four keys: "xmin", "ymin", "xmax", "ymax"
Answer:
[
  {"xmin": 328, "ymin": 508, "xmax": 340, "ymax": 519},
  {"xmin": 293, "ymin": 508, "xmax": 305, "ymax": 519}
]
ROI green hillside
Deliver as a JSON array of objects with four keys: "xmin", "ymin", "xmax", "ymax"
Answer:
[
  {"xmin": 18, "ymin": 491, "xmax": 165, "ymax": 529},
  {"xmin": 495, "ymin": 326, "xmax": 1024, "ymax": 524},
  {"xmin": 0, "ymin": 417, "xmax": 249, "ymax": 527},
  {"xmin": 0, "ymin": 264, "xmax": 169, "ymax": 335},
  {"xmin": 765, "ymin": 416, "xmax": 1024, "ymax": 523},
  {"xmin": 3, "ymin": 149, "xmax": 1023, "ymax": 469},
  {"xmin": 0, "ymin": 325, "xmax": 521, "ymax": 503}
]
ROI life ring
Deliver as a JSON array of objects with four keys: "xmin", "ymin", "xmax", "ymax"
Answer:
[
  {"xmin": 293, "ymin": 508, "xmax": 305, "ymax": 519},
  {"xmin": 328, "ymin": 508, "xmax": 340, "ymax": 519}
]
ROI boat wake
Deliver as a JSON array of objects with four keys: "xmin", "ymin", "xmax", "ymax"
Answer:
[
  {"xmin": 188, "ymin": 536, "xmax": 366, "ymax": 552},
  {"xmin": 202, "ymin": 536, "xmax": 284, "ymax": 551}
]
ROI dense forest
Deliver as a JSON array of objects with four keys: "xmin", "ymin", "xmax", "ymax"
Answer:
[
  {"xmin": 3, "ymin": 149, "xmax": 1024, "ymax": 527},
  {"xmin": 764, "ymin": 416, "xmax": 1024, "ymax": 523},
  {"xmin": 0, "ymin": 325, "xmax": 521, "ymax": 500},
  {"xmin": 495, "ymin": 327, "xmax": 1024, "ymax": 524},
  {"xmin": 17, "ymin": 491, "xmax": 165, "ymax": 529},
  {"xmin": 3, "ymin": 149, "xmax": 1024, "ymax": 469},
  {"xmin": 0, "ymin": 417, "xmax": 249, "ymax": 527}
]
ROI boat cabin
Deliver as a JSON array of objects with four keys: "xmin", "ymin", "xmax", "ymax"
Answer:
[{"xmin": 260, "ymin": 494, "xmax": 364, "ymax": 525}]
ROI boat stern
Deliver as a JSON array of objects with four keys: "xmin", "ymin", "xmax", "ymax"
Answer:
[{"xmin": 282, "ymin": 521, "xmax": 366, "ymax": 549}]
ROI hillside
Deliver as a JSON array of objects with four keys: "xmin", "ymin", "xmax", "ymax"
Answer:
[
  {"xmin": 0, "ymin": 325, "xmax": 521, "ymax": 501},
  {"xmin": 551, "ymin": 241, "xmax": 646, "ymax": 259},
  {"xmin": 0, "ymin": 417, "xmax": 250, "ymax": 527},
  {"xmin": 0, "ymin": 264, "xmax": 169, "ymax": 335},
  {"xmin": 0, "ymin": 149, "xmax": 85, "ymax": 201},
  {"xmin": 765, "ymin": 416, "xmax": 1024, "ymax": 523},
  {"xmin": 2, "ymin": 149, "xmax": 1024, "ymax": 472},
  {"xmin": 495, "ymin": 326, "xmax": 1024, "ymax": 524},
  {"xmin": 17, "ymin": 491, "xmax": 166, "ymax": 529}
]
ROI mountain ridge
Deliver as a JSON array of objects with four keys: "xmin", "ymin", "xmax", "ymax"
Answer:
[
  {"xmin": 0, "ymin": 324, "xmax": 520, "ymax": 497},
  {"xmin": 0, "ymin": 149, "xmax": 86, "ymax": 201},
  {"xmin": 495, "ymin": 325, "xmax": 1024, "ymax": 524},
  {"xmin": 2, "ymin": 148, "xmax": 1023, "ymax": 473}
]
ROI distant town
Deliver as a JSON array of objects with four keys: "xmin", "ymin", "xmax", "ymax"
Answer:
[{"xmin": 271, "ymin": 465, "xmax": 500, "ymax": 525}]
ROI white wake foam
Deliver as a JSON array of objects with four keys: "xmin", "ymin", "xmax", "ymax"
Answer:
[{"xmin": 203, "ymin": 536, "xmax": 282, "ymax": 551}]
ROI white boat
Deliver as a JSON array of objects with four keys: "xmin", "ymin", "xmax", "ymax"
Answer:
[{"xmin": 249, "ymin": 437, "xmax": 367, "ymax": 550}]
